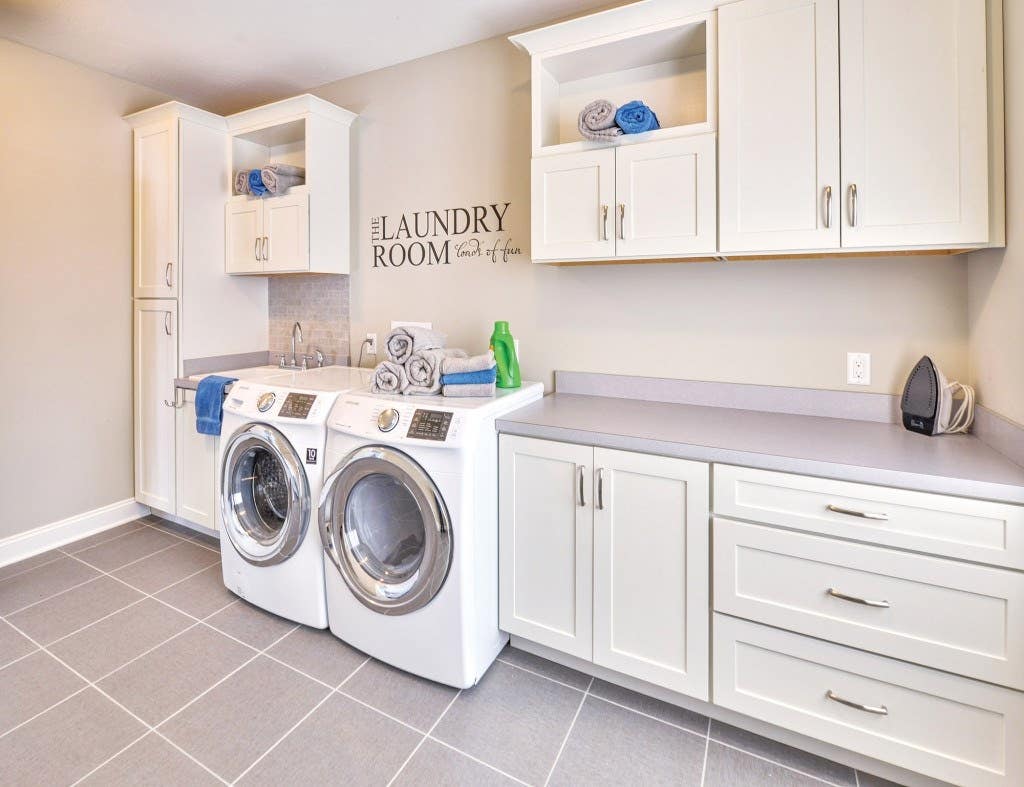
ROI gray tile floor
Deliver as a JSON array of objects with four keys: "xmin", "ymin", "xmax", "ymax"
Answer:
[{"xmin": 0, "ymin": 516, "xmax": 905, "ymax": 786}]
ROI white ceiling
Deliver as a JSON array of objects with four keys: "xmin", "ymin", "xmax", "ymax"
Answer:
[{"xmin": 1, "ymin": 0, "xmax": 616, "ymax": 113}]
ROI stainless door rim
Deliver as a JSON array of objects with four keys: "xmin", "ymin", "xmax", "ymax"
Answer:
[
  {"xmin": 319, "ymin": 445, "xmax": 452, "ymax": 616},
  {"xmin": 221, "ymin": 422, "xmax": 310, "ymax": 566}
]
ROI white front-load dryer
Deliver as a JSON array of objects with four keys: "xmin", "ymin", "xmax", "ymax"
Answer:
[
  {"xmin": 217, "ymin": 366, "xmax": 371, "ymax": 628},
  {"xmin": 318, "ymin": 383, "xmax": 542, "ymax": 687}
]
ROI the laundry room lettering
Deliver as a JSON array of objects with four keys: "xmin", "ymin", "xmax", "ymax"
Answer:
[{"xmin": 370, "ymin": 203, "xmax": 521, "ymax": 268}]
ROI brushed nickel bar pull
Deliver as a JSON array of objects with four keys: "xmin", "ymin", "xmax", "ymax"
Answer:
[
  {"xmin": 826, "ymin": 690, "xmax": 888, "ymax": 716},
  {"xmin": 824, "ymin": 185, "xmax": 833, "ymax": 229},
  {"xmin": 255, "ymin": 237, "xmax": 261, "ymax": 261},
  {"xmin": 164, "ymin": 312, "xmax": 172, "ymax": 336},
  {"xmin": 165, "ymin": 262, "xmax": 173, "ymax": 288},
  {"xmin": 848, "ymin": 183, "xmax": 858, "ymax": 227},
  {"xmin": 601, "ymin": 204, "xmax": 609, "ymax": 240},
  {"xmin": 577, "ymin": 465, "xmax": 586, "ymax": 508},
  {"xmin": 262, "ymin": 236, "xmax": 270, "ymax": 261},
  {"xmin": 596, "ymin": 468, "xmax": 605, "ymax": 511},
  {"xmin": 827, "ymin": 587, "xmax": 890, "ymax": 608},
  {"xmin": 826, "ymin": 504, "xmax": 888, "ymax": 521},
  {"xmin": 618, "ymin": 203, "xmax": 625, "ymax": 240}
]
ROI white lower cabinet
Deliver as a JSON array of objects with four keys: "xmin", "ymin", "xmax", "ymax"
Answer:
[
  {"xmin": 499, "ymin": 435, "xmax": 710, "ymax": 699},
  {"xmin": 714, "ymin": 615, "xmax": 1024, "ymax": 787},
  {"xmin": 174, "ymin": 390, "xmax": 218, "ymax": 530},
  {"xmin": 133, "ymin": 300, "xmax": 178, "ymax": 512}
]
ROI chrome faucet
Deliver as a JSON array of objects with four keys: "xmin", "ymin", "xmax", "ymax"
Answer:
[{"xmin": 290, "ymin": 322, "xmax": 302, "ymax": 367}]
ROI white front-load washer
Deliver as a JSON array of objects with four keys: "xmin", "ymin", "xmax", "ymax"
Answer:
[
  {"xmin": 217, "ymin": 366, "xmax": 372, "ymax": 627},
  {"xmin": 318, "ymin": 383, "xmax": 543, "ymax": 687}
]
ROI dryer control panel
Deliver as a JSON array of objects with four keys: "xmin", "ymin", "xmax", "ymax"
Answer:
[{"xmin": 407, "ymin": 409, "xmax": 454, "ymax": 441}]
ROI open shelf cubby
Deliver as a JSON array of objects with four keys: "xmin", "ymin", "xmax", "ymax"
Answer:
[
  {"xmin": 534, "ymin": 13, "xmax": 715, "ymax": 154},
  {"xmin": 231, "ymin": 117, "xmax": 306, "ymax": 174}
]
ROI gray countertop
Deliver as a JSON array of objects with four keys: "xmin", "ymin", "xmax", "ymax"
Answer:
[{"xmin": 496, "ymin": 393, "xmax": 1024, "ymax": 504}]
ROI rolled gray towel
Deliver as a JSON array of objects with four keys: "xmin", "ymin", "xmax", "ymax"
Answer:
[
  {"xmin": 260, "ymin": 163, "xmax": 306, "ymax": 195},
  {"xmin": 406, "ymin": 348, "xmax": 468, "ymax": 395},
  {"xmin": 441, "ymin": 350, "xmax": 495, "ymax": 376},
  {"xmin": 578, "ymin": 99, "xmax": 623, "ymax": 141},
  {"xmin": 442, "ymin": 382, "xmax": 495, "ymax": 398},
  {"xmin": 370, "ymin": 360, "xmax": 408, "ymax": 394},
  {"xmin": 386, "ymin": 326, "xmax": 446, "ymax": 365},
  {"xmin": 233, "ymin": 170, "xmax": 251, "ymax": 195}
]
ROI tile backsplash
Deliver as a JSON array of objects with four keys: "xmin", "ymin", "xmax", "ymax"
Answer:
[{"xmin": 268, "ymin": 274, "xmax": 350, "ymax": 366}]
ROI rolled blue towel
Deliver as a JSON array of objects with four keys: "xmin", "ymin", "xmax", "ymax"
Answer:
[
  {"xmin": 441, "ymin": 367, "xmax": 497, "ymax": 386},
  {"xmin": 615, "ymin": 100, "xmax": 660, "ymax": 134},
  {"xmin": 248, "ymin": 169, "xmax": 268, "ymax": 197}
]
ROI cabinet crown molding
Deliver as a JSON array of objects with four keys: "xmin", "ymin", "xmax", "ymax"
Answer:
[
  {"xmin": 123, "ymin": 100, "xmax": 226, "ymax": 130},
  {"xmin": 226, "ymin": 93, "xmax": 357, "ymax": 133}
]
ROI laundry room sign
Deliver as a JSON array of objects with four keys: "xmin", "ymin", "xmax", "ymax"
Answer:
[{"xmin": 370, "ymin": 202, "xmax": 522, "ymax": 268}]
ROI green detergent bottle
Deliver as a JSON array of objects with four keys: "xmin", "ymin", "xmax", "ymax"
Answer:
[{"xmin": 490, "ymin": 321, "xmax": 521, "ymax": 389}]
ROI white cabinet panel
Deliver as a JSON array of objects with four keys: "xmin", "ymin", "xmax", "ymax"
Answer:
[
  {"xmin": 499, "ymin": 435, "xmax": 593, "ymax": 659},
  {"xmin": 719, "ymin": 0, "xmax": 839, "ymax": 252},
  {"xmin": 134, "ymin": 300, "xmax": 178, "ymax": 512},
  {"xmin": 714, "ymin": 615, "xmax": 1024, "ymax": 787},
  {"xmin": 225, "ymin": 199, "xmax": 264, "ymax": 274},
  {"xmin": 840, "ymin": 0, "xmax": 988, "ymax": 247},
  {"xmin": 593, "ymin": 449, "xmax": 709, "ymax": 699},
  {"xmin": 133, "ymin": 119, "xmax": 178, "ymax": 297},
  {"xmin": 263, "ymin": 190, "xmax": 310, "ymax": 272},
  {"xmin": 175, "ymin": 390, "xmax": 218, "ymax": 530},
  {"xmin": 615, "ymin": 135, "xmax": 717, "ymax": 257},
  {"xmin": 531, "ymin": 150, "xmax": 615, "ymax": 261}
]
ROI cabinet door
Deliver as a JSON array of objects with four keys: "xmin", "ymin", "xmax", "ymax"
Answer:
[
  {"xmin": 592, "ymin": 449, "xmax": 709, "ymax": 699},
  {"xmin": 264, "ymin": 191, "xmax": 310, "ymax": 272},
  {"xmin": 134, "ymin": 300, "xmax": 178, "ymax": 512},
  {"xmin": 615, "ymin": 135, "xmax": 718, "ymax": 257},
  {"xmin": 175, "ymin": 389, "xmax": 218, "ymax": 530},
  {"xmin": 840, "ymin": 0, "xmax": 988, "ymax": 247},
  {"xmin": 225, "ymin": 199, "xmax": 264, "ymax": 274},
  {"xmin": 499, "ymin": 435, "xmax": 594, "ymax": 659},
  {"xmin": 531, "ymin": 150, "xmax": 615, "ymax": 261},
  {"xmin": 719, "ymin": 0, "xmax": 840, "ymax": 253},
  {"xmin": 133, "ymin": 119, "xmax": 179, "ymax": 297}
]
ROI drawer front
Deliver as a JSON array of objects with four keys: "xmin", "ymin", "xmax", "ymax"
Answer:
[
  {"xmin": 713, "ymin": 465, "xmax": 1024, "ymax": 568},
  {"xmin": 713, "ymin": 615, "xmax": 1024, "ymax": 787},
  {"xmin": 714, "ymin": 518, "xmax": 1024, "ymax": 689}
]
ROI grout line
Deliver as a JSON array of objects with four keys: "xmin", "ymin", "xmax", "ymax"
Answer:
[
  {"xmin": 542, "ymin": 676, "xmax": 593, "ymax": 786},
  {"xmin": 142, "ymin": 520, "xmax": 220, "ymax": 556},
  {"xmin": 2, "ymin": 575, "xmax": 108, "ymax": 618},
  {"xmin": 386, "ymin": 684, "xmax": 464, "ymax": 787},
  {"xmin": 42, "ymin": 597, "xmax": 150, "ymax": 648},
  {"xmin": 58, "ymin": 520, "xmax": 150, "ymax": 555},
  {"xmin": 0, "ymin": 685, "xmax": 92, "ymax": 741},
  {"xmin": 699, "ymin": 716, "xmax": 711, "ymax": 786},
  {"xmin": 494, "ymin": 656, "xmax": 589, "ymax": 693},
  {"xmin": 709, "ymin": 740, "xmax": 846, "ymax": 787},
  {"xmin": 854, "ymin": 770, "xmax": 861, "ymax": 787},
  {"xmin": 0, "ymin": 644, "xmax": 42, "ymax": 674},
  {"xmin": 0, "ymin": 553, "xmax": 66, "ymax": 583},
  {"xmin": 90, "ymin": 622, "xmax": 203, "ymax": 684},
  {"xmin": 425, "ymin": 737, "xmax": 533, "ymax": 787},
  {"xmin": 68, "ymin": 729, "xmax": 156, "ymax": 787},
  {"xmin": 76, "ymin": 538, "xmax": 186, "ymax": 575}
]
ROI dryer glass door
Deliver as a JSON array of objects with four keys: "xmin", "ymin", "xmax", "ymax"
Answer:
[
  {"xmin": 221, "ymin": 423, "xmax": 310, "ymax": 566},
  {"xmin": 320, "ymin": 446, "xmax": 452, "ymax": 615}
]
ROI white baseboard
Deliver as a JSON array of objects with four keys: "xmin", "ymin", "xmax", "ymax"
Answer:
[{"xmin": 0, "ymin": 499, "xmax": 152, "ymax": 568}]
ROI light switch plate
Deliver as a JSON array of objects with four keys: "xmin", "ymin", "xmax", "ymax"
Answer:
[{"xmin": 847, "ymin": 352, "xmax": 871, "ymax": 385}]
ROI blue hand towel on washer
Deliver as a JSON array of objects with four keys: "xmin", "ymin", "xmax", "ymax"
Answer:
[
  {"xmin": 247, "ymin": 169, "xmax": 268, "ymax": 197},
  {"xmin": 195, "ymin": 375, "xmax": 237, "ymax": 436},
  {"xmin": 440, "ymin": 367, "xmax": 497, "ymax": 386},
  {"xmin": 615, "ymin": 100, "xmax": 660, "ymax": 134}
]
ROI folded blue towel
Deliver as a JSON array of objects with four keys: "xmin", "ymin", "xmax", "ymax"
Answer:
[
  {"xmin": 441, "ymin": 367, "xmax": 498, "ymax": 386},
  {"xmin": 195, "ymin": 375, "xmax": 237, "ymax": 436},
  {"xmin": 248, "ymin": 169, "xmax": 268, "ymax": 197},
  {"xmin": 615, "ymin": 100, "xmax": 660, "ymax": 134}
]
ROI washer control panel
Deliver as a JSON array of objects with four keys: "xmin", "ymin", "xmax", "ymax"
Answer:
[
  {"xmin": 279, "ymin": 392, "xmax": 317, "ymax": 419},
  {"xmin": 407, "ymin": 409, "xmax": 454, "ymax": 441}
]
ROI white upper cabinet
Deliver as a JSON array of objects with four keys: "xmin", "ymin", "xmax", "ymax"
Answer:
[
  {"xmin": 262, "ymin": 189, "xmax": 310, "ymax": 272},
  {"xmin": 615, "ymin": 135, "xmax": 717, "ymax": 257},
  {"xmin": 719, "ymin": 0, "xmax": 840, "ymax": 253},
  {"xmin": 840, "ymin": 0, "xmax": 989, "ymax": 248},
  {"xmin": 531, "ymin": 150, "xmax": 615, "ymax": 261},
  {"xmin": 133, "ymin": 119, "xmax": 178, "ymax": 297},
  {"xmin": 225, "ymin": 198, "xmax": 263, "ymax": 274}
]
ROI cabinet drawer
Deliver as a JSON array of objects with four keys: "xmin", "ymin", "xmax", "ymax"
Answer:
[
  {"xmin": 713, "ymin": 615, "xmax": 1024, "ymax": 787},
  {"xmin": 713, "ymin": 465, "xmax": 1024, "ymax": 568},
  {"xmin": 714, "ymin": 518, "xmax": 1024, "ymax": 688}
]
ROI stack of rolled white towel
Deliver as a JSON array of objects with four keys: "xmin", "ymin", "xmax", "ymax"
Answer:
[
  {"xmin": 370, "ymin": 327, "xmax": 496, "ymax": 398},
  {"xmin": 233, "ymin": 163, "xmax": 306, "ymax": 197}
]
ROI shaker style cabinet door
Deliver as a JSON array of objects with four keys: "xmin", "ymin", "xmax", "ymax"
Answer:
[
  {"xmin": 133, "ymin": 119, "xmax": 179, "ymax": 297},
  {"xmin": 591, "ymin": 449, "xmax": 710, "ymax": 699},
  {"xmin": 175, "ymin": 389, "xmax": 218, "ymax": 530},
  {"xmin": 614, "ymin": 135, "xmax": 717, "ymax": 258},
  {"xmin": 840, "ymin": 0, "xmax": 989, "ymax": 247},
  {"xmin": 134, "ymin": 299, "xmax": 179, "ymax": 512},
  {"xmin": 499, "ymin": 435, "xmax": 594, "ymax": 660},
  {"xmin": 225, "ymin": 199, "xmax": 264, "ymax": 274},
  {"xmin": 718, "ymin": 0, "xmax": 840, "ymax": 253},
  {"xmin": 531, "ymin": 150, "xmax": 615, "ymax": 261},
  {"xmin": 263, "ymin": 191, "xmax": 310, "ymax": 273}
]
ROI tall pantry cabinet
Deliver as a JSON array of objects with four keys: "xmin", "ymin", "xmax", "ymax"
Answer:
[{"xmin": 125, "ymin": 102, "xmax": 267, "ymax": 518}]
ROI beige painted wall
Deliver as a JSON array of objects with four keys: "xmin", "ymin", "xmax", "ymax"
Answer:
[
  {"xmin": 0, "ymin": 40, "xmax": 167, "ymax": 538},
  {"xmin": 313, "ymin": 35, "xmax": 969, "ymax": 395},
  {"xmin": 969, "ymin": 1, "xmax": 1023, "ymax": 426}
]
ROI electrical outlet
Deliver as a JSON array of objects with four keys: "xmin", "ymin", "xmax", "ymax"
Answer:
[
  {"xmin": 847, "ymin": 352, "xmax": 871, "ymax": 386},
  {"xmin": 365, "ymin": 333, "xmax": 377, "ymax": 355}
]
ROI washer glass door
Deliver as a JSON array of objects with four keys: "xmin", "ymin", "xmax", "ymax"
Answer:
[
  {"xmin": 320, "ymin": 446, "xmax": 452, "ymax": 615},
  {"xmin": 221, "ymin": 423, "xmax": 310, "ymax": 566}
]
